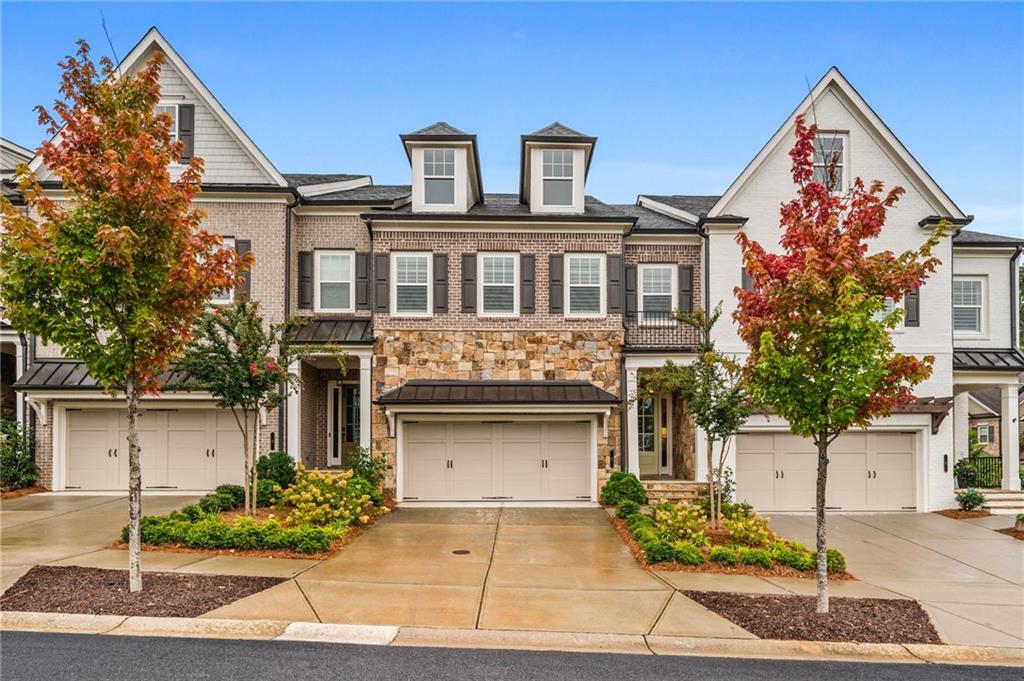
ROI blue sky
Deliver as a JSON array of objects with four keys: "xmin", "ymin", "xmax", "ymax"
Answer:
[{"xmin": 2, "ymin": 2, "xmax": 1022, "ymax": 236}]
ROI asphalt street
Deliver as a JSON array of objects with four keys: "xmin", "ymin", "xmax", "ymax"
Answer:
[{"xmin": 0, "ymin": 631, "xmax": 1019, "ymax": 681}]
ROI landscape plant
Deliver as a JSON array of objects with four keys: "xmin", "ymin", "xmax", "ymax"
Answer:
[
  {"xmin": 345, "ymin": 446, "xmax": 387, "ymax": 488},
  {"xmin": 257, "ymin": 451, "xmax": 298, "ymax": 488},
  {"xmin": 638, "ymin": 308, "xmax": 753, "ymax": 528},
  {"xmin": 734, "ymin": 115, "xmax": 946, "ymax": 612},
  {"xmin": 955, "ymin": 488, "xmax": 985, "ymax": 512},
  {"xmin": 599, "ymin": 471, "xmax": 647, "ymax": 506},
  {"xmin": 176, "ymin": 299, "xmax": 343, "ymax": 515},
  {"xmin": 0, "ymin": 420, "xmax": 37, "ymax": 489},
  {"xmin": 0, "ymin": 42, "xmax": 247, "ymax": 592}
]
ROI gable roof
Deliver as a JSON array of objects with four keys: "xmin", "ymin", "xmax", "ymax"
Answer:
[
  {"xmin": 638, "ymin": 195, "xmax": 720, "ymax": 223},
  {"xmin": 28, "ymin": 27, "xmax": 288, "ymax": 187},
  {"xmin": 302, "ymin": 184, "xmax": 412, "ymax": 206},
  {"xmin": 283, "ymin": 173, "xmax": 369, "ymax": 187},
  {"xmin": 399, "ymin": 122, "xmax": 484, "ymax": 200},
  {"xmin": 708, "ymin": 67, "xmax": 967, "ymax": 221},
  {"xmin": 614, "ymin": 204, "xmax": 698, "ymax": 233},
  {"xmin": 954, "ymin": 229, "xmax": 1024, "ymax": 248},
  {"xmin": 519, "ymin": 122, "xmax": 598, "ymax": 203},
  {"xmin": 404, "ymin": 121, "xmax": 468, "ymax": 137},
  {"xmin": 1, "ymin": 138, "xmax": 33, "ymax": 174},
  {"xmin": 526, "ymin": 122, "xmax": 591, "ymax": 139}
]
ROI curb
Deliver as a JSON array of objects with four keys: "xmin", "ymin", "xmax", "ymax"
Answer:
[{"xmin": 2, "ymin": 611, "xmax": 1021, "ymax": 666}]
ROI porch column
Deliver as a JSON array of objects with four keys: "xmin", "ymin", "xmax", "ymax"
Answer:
[
  {"xmin": 1001, "ymin": 382, "xmax": 1021, "ymax": 491},
  {"xmin": 357, "ymin": 351, "xmax": 372, "ymax": 451},
  {"xmin": 286, "ymin": 359, "xmax": 301, "ymax": 462},
  {"xmin": 953, "ymin": 390, "xmax": 970, "ymax": 462},
  {"xmin": 626, "ymin": 367, "xmax": 640, "ymax": 477}
]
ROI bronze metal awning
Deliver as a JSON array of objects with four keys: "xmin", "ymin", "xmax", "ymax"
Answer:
[
  {"xmin": 291, "ymin": 318, "xmax": 373, "ymax": 345},
  {"xmin": 953, "ymin": 348, "xmax": 1024, "ymax": 372},
  {"xmin": 376, "ymin": 380, "xmax": 619, "ymax": 406}
]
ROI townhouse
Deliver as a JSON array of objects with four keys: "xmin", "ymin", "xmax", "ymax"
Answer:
[{"xmin": 4, "ymin": 28, "xmax": 1021, "ymax": 511}]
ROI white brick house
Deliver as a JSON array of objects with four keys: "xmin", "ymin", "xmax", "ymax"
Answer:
[{"xmin": 5, "ymin": 28, "xmax": 1021, "ymax": 510}]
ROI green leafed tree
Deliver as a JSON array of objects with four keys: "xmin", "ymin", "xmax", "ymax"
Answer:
[
  {"xmin": 0, "ymin": 42, "xmax": 249, "ymax": 592},
  {"xmin": 733, "ymin": 115, "xmax": 946, "ymax": 613},
  {"xmin": 175, "ymin": 299, "xmax": 344, "ymax": 515}
]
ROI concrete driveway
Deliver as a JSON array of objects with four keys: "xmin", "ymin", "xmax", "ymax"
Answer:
[{"xmin": 768, "ymin": 513, "xmax": 1024, "ymax": 648}]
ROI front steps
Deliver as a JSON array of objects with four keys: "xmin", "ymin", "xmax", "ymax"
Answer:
[
  {"xmin": 978, "ymin": 489, "xmax": 1024, "ymax": 516},
  {"xmin": 640, "ymin": 479, "xmax": 707, "ymax": 504}
]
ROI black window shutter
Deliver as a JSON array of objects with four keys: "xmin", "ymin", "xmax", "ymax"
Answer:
[
  {"xmin": 624, "ymin": 264, "xmax": 638, "ymax": 316},
  {"xmin": 904, "ymin": 286, "xmax": 920, "ymax": 327},
  {"xmin": 235, "ymin": 239, "xmax": 252, "ymax": 299},
  {"xmin": 434, "ymin": 253, "xmax": 449, "ymax": 313},
  {"xmin": 678, "ymin": 264, "xmax": 694, "ymax": 313},
  {"xmin": 298, "ymin": 251, "xmax": 313, "ymax": 309},
  {"xmin": 607, "ymin": 254, "xmax": 623, "ymax": 314},
  {"xmin": 178, "ymin": 104, "xmax": 195, "ymax": 162},
  {"xmin": 549, "ymin": 254, "xmax": 564, "ymax": 314},
  {"xmin": 355, "ymin": 252, "xmax": 370, "ymax": 310},
  {"xmin": 521, "ymin": 254, "xmax": 536, "ymax": 314},
  {"xmin": 461, "ymin": 253, "xmax": 476, "ymax": 313},
  {"xmin": 741, "ymin": 268, "xmax": 753, "ymax": 291},
  {"xmin": 373, "ymin": 254, "xmax": 390, "ymax": 312}
]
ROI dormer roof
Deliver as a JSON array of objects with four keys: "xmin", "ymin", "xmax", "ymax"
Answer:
[
  {"xmin": 400, "ymin": 121, "xmax": 483, "ymax": 200},
  {"xmin": 519, "ymin": 122, "xmax": 597, "ymax": 203}
]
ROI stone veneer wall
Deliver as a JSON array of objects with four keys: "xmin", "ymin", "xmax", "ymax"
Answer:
[
  {"xmin": 371, "ymin": 329, "xmax": 623, "ymax": 495},
  {"xmin": 671, "ymin": 397, "xmax": 696, "ymax": 481}
]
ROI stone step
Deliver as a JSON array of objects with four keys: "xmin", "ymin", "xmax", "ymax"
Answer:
[
  {"xmin": 986, "ymin": 507, "xmax": 1024, "ymax": 516},
  {"xmin": 983, "ymin": 499, "xmax": 1024, "ymax": 508},
  {"xmin": 980, "ymin": 490, "xmax": 1024, "ymax": 499}
]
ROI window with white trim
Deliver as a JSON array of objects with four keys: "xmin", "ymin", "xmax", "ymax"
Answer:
[
  {"xmin": 974, "ymin": 424, "xmax": 994, "ymax": 444},
  {"xmin": 813, "ymin": 134, "xmax": 845, "ymax": 191},
  {"xmin": 952, "ymin": 277, "xmax": 984, "ymax": 333},
  {"xmin": 479, "ymin": 253, "xmax": 518, "ymax": 316},
  {"xmin": 209, "ymin": 237, "xmax": 235, "ymax": 305},
  {"xmin": 155, "ymin": 103, "xmax": 178, "ymax": 143},
  {"xmin": 423, "ymin": 149, "xmax": 455, "ymax": 205},
  {"xmin": 565, "ymin": 253, "xmax": 605, "ymax": 316},
  {"xmin": 872, "ymin": 297, "xmax": 902, "ymax": 326},
  {"xmin": 639, "ymin": 264, "xmax": 675, "ymax": 325},
  {"xmin": 542, "ymin": 149, "xmax": 574, "ymax": 207},
  {"xmin": 392, "ymin": 252, "xmax": 431, "ymax": 316},
  {"xmin": 315, "ymin": 250, "xmax": 354, "ymax": 312}
]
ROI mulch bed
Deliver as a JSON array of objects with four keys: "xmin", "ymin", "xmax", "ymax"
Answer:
[
  {"xmin": 685, "ymin": 591, "xmax": 941, "ymax": 644},
  {"xmin": 997, "ymin": 527, "xmax": 1024, "ymax": 541},
  {"xmin": 1, "ymin": 485, "xmax": 48, "ymax": 501},
  {"xmin": 0, "ymin": 565, "xmax": 283, "ymax": 618},
  {"xmin": 934, "ymin": 509, "xmax": 990, "ymax": 519},
  {"xmin": 610, "ymin": 516, "xmax": 854, "ymax": 579}
]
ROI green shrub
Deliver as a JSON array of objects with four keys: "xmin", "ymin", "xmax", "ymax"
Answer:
[
  {"xmin": 652, "ymin": 501, "xmax": 707, "ymax": 546},
  {"xmin": 345, "ymin": 447, "xmax": 387, "ymax": 488},
  {"xmin": 616, "ymin": 499, "xmax": 640, "ymax": 519},
  {"xmin": 723, "ymin": 511, "xmax": 772, "ymax": 547},
  {"xmin": 214, "ymin": 484, "xmax": 245, "ymax": 507},
  {"xmin": 256, "ymin": 451, "xmax": 297, "ymax": 488},
  {"xmin": 344, "ymin": 474, "xmax": 384, "ymax": 506},
  {"xmin": 185, "ymin": 516, "xmax": 235, "ymax": 548},
  {"xmin": 199, "ymin": 492, "xmax": 236, "ymax": 514},
  {"xmin": 738, "ymin": 547, "xmax": 773, "ymax": 569},
  {"xmin": 708, "ymin": 546, "xmax": 739, "ymax": 566},
  {"xmin": 955, "ymin": 488, "xmax": 985, "ymax": 512},
  {"xmin": 625, "ymin": 512, "xmax": 654, "ymax": 533},
  {"xmin": 279, "ymin": 466, "xmax": 383, "ymax": 526},
  {"xmin": 256, "ymin": 478, "xmax": 279, "ymax": 507},
  {"xmin": 770, "ymin": 541, "xmax": 815, "ymax": 571},
  {"xmin": 0, "ymin": 420, "xmax": 37, "ymax": 489},
  {"xmin": 672, "ymin": 541, "xmax": 705, "ymax": 565},
  {"xmin": 600, "ymin": 471, "xmax": 647, "ymax": 506},
  {"xmin": 826, "ymin": 548, "xmax": 846, "ymax": 573},
  {"xmin": 641, "ymin": 538, "xmax": 678, "ymax": 563},
  {"xmin": 179, "ymin": 504, "xmax": 204, "ymax": 522}
]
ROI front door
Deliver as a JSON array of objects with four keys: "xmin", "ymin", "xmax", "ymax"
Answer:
[
  {"xmin": 637, "ymin": 394, "xmax": 672, "ymax": 477},
  {"xmin": 329, "ymin": 381, "xmax": 361, "ymax": 467}
]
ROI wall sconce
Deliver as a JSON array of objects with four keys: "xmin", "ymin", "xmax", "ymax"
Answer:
[{"xmin": 660, "ymin": 425, "xmax": 668, "ymax": 439}]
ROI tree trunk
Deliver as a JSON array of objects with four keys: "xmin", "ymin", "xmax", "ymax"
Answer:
[
  {"xmin": 125, "ymin": 380, "xmax": 143, "ymax": 593},
  {"xmin": 250, "ymin": 415, "xmax": 261, "ymax": 515},
  {"xmin": 706, "ymin": 432, "xmax": 716, "ymax": 527},
  {"xmin": 815, "ymin": 431, "xmax": 830, "ymax": 614},
  {"xmin": 240, "ymin": 411, "xmax": 250, "ymax": 515}
]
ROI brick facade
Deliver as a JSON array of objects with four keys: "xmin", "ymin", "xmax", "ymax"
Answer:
[{"xmin": 291, "ymin": 212, "xmax": 373, "ymax": 320}]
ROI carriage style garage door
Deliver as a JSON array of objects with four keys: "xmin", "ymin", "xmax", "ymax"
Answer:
[
  {"xmin": 402, "ymin": 421, "xmax": 592, "ymax": 502},
  {"xmin": 735, "ymin": 432, "xmax": 916, "ymax": 511},
  {"xmin": 65, "ymin": 408, "xmax": 244, "ymax": 491}
]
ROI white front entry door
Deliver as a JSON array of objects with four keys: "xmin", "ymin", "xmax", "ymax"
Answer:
[
  {"xmin": 403, "ymin": 420, "xmax": 591, "ymax": 502},
  {"xmin": 65, "ymin": 408, "xmax": 244, "ymax": 491},
  {"xmin": 735, "ymin": 432, "xmax": 915, "ymax": 511}
]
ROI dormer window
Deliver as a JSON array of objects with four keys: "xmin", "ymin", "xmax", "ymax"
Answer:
[
  {"xmin": 813, "ymin": 134, "xmax": 845, "ymax": 191},
  {"xmin": 542, "ymin": 150, "xmax": 574, "ymax": 207},
  {"xmin": 155, "ymin": 103, "xmax": 179, "ymax": 143},
  {"xmin": 423, "ymin": 149, "xmax": 456, "ymax": 205}
]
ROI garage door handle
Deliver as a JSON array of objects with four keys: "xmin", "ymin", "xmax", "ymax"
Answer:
[
  {"xmin": 780, "ymin": 470, "xmax": 784, "ymax": 479},
  {"xmin": 113, "ymin": 449, "xmax": 117, "ymax": 458},
  {"xmin": 212, "ymin": 449, "xmax": 216, "ymax": 458},
  {"xmin": 205, "ymin": 448, "xmax": 209, "ymax": 458}
]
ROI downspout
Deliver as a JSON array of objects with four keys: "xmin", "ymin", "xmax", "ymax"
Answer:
[
  {"xmin": 279, "ymin": 192, "xmax": 299, "ymax": 453},
  {"xmin": 1011, "ymin": 246, "xmax": 1022, "ymax": 349}
]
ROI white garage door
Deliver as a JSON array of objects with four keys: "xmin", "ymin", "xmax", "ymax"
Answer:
[
  {"xmin": 65, "ymin": 408, "xmax": 244, "ymax": 491},
  {"xmin": 402, "ymin": 421, "xmax": 591, "ymax": 502},
  {"xmin": 735, "ymin": 432, "xmax": 915, "ymax": 511}
]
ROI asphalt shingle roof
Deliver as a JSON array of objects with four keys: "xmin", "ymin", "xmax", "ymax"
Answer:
[
  {"xmin": 526, "ymin": 122, "xmax": 591, "ymax": 139},
  {"xmin": 303, "ymin": 185, "xmax": 412, "ymax": 204},
  {"xmin": 365, "ymin": 193, "xmax": 632, "ymax": 220},
  {"xmin": 954, "ymin": 229, "xmax": 1024, "ymax": 246},
  {"xmin": 405, "ymin": 122, "xmax": 468, "ymax": 137},
  {"xmin": 615, "ymin": 204, "xmax": 698, "ymax": 232},
  {"xmin": 640, "ymin": 195, "xmax": 721, "ymax": 218},
  {"xmin": 283, "ymin": 173, "xmax": 369, "ymax": 187}
]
